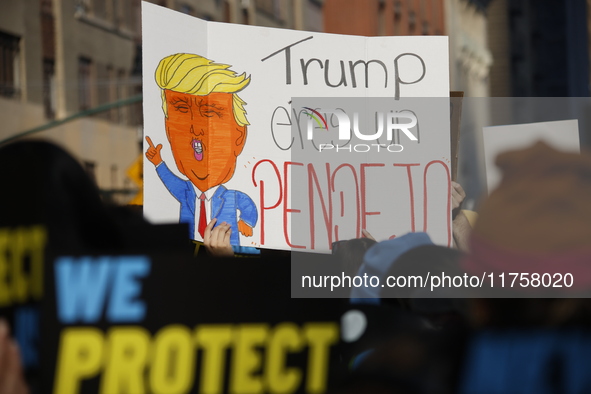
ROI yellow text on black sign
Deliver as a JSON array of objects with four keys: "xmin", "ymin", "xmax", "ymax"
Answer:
[{"xmin": 54, "ymin": 322, "xmax": 339, "ymax": 394}]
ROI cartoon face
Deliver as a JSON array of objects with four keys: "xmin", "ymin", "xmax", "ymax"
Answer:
[{"xmin": 164, "ymin": 90, "xmax": 246, "ymax": 192}]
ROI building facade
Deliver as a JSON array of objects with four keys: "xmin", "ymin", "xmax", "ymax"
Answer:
[
  {"xmin": 323, "ymin": 0, "xmax": 445, "ymax": 37},
  {"xmin": 445, "ymin": 0, "xmax": 491, "ymax": 96},
  {"xmin": 0, "ymin": 0, "xmax": 143, "ymax": 202},
  {"xmin": 487, "ymin": 0, "xmax": 590, "ymax": 98},
  {"xmin": 0, "ymin": 0, "xmax": 323, "ymax": 203}
]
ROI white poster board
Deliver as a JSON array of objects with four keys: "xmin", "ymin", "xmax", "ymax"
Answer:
[
  {"xmin": 142, "ymin": 2, "xmax": 451, "ymax": 252},
  {"xmin": 483, "ymin": 119, "xmax": 580, "ymax": 193}
]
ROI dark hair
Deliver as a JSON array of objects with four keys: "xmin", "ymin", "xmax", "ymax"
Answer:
[
  {"xmin": 332, "ymin": 237, "xmax": 377, "ymax": 276},
  {"xmin": 0, "ymin": 140, "xmax": 123, "ymax": 251},
  {"xmin": 380, "ymin": 245, "xmax": 468, "ymax": 328}
]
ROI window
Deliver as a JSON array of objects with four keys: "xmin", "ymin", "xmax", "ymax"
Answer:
[
  {"xmin": 241, "ymin": 0, "xmax": 250, "ymax": 24},
  {"xmin": 116, "ymin": 69, "xmax": 126, "ymax": 123},
  {"xmin": 242, "ymin": 7, "xmax": 249, "ymax": 24},
  {"xmin": 119, "ymin": 0, "xmax": 134, "ymax": 31},
  {"xmin": 255, "ymin": 0, "xmax": 273, "ymax": 15},
  {"xmin": 0, "ymin": 31, "xmax": 20, "ymax": 98},
  {"xmin": 78, "ymin": 57, "xmax": 93, "ymax": 111},
  {"xmin": 394, "ymin": 1, "xmax": 402, "ymax": 35},
  {"xmin": 41, "ymin": 0, "xmax": 53, "ymax": 15},
  {"xmin": 129, "ymin": 79, "xmax": 142, "ymax": 126},
  {"xmin": 179, "ymin": 4, "xmax": 194, "ymax": 15},
  {"xmin": 111, "ymin": 164, "xmax": 118, "ymax": 188},
  {"xmin": 91, "ymin": 0, "xmax": 107, "ymax": 19},
  {"xmin": 394, "ymin": 1, "xmax": 402, "ymax": 19},
  {"xmin": 94, "ymin": 63, "xmax": 117, "ymax": 121},
  {"xmin": 40, "ymin": 0, "xmax": 55, "ymax": 58},
  {"xmin": 43, "ymin": 59, "xmax": 56, "ymax": 119},
  {"xmin": 107, "ymin": 65, "xmax": 115, "ymax": 121},
  {"xmin": 130, "ymin": 0, "xmax": 141, "ymax": 34},
  {"xmin": 378, "ymin": 1, "xmax": 386, "ymax": 36},
  {"xmin": 260, "ymin": 0, "xmax": 281, "ymax": 16},
  {"xmin": 408, "ymin": 11, "xmax": 416, "ymax": 33},
  {"xmin": 83, "ymin": 161, "xmax": 96, "ymax": 183},
  {"xmin": 223, "ymin": 0, "xmax": 231, "ymax": 22},
  {"xmin": 106, "ymin": 0, "xmax": 116, "ymax": 24}
]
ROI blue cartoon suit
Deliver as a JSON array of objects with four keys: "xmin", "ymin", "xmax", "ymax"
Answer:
[{"xmin": 155, "ymin": 162, "xmax": 258, "ymax": 253}]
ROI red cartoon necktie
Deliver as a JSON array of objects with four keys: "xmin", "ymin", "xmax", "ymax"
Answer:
[{"xmin": 198, "ymin": 193, "xmax": 207, "ymax": 238}]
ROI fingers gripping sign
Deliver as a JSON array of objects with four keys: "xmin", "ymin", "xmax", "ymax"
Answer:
[
  {"xmin": 361, "ymin": 229, "xmax": 376, "ymax": 241},
  {"xmin": 451, "ymin": 181, "xmax": 466, "ymax": 211},
  {"xmin": 145, "ymin": 136, "xmax": 163, "ymax": 166},
  {"xmin": 204, "ymin": 218, "xmax": 234, "ymax": 257},
  {"xmin": 0, "ymin": 319, "xmax": 29, "ymax": 394}
]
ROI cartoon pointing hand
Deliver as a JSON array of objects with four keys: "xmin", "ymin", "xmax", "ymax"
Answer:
[{"xmin": 145, "ymin": 136, "xmax": 163, "ymax": 166}]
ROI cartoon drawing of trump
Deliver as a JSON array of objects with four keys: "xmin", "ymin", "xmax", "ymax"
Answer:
[{"xmin": 145, "ymin": 53, "xmax": 258, "ymax": 251}]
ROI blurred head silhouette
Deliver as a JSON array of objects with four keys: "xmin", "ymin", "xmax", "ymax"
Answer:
[{"xmin": 0, "ymin": 140, "xmax": 122, "ymax": 251}]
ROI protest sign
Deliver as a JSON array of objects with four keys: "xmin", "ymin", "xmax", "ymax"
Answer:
[
  {"xmin": 0, "ymin": 225, "xmax": 46, "ymax": 374},
  {"xmin": 482, "ymin": 119, "xmax": 580, "ymax": 193},
  {"xmin": 43, "ymin": 253, "xmax": 344, "ymax": 394},
  {"xmin": 142, "ymin": 2, "xmax": 451, "ymax": 251}
]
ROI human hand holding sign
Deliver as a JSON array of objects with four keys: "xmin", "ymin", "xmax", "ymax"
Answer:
[
  {"xmin": 451, "ymin": 181, "xmax": 472, "ymax": 251},
  {"xmin": 204, "ymin": 218, "xmax": 234, "ymax": 257},
  {"xmin": 238, "ymin": 219, "xmax": 253, "ymax": 237},
  {"xmin": 0, "ymin": 320, "xmax": 29, "ymax": 394},
  {"xmin": 145, "ymin": 136, "xmax": 163, "ymax": 166},
  {"xmin": 361, "ymin": 229, "xmax": 376, "ymax": 241},
  {"xmin": 451, "ymin": 181, "xmax": 466, "ymax": 211}
]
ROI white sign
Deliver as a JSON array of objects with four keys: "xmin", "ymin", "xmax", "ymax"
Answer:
[{"xmin": 142, "ymin": 2, "xmax": 451, "ymax": 252}]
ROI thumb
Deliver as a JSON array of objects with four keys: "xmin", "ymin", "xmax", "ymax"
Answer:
[{"xmin": 156, "ymin": 144, "xmax": 163, "ymax": 153}]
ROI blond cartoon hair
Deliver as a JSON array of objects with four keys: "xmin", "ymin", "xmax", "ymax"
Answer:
[{"xmin": 155, "ymin": 53, "xmax": 250, "ymax": 126}]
